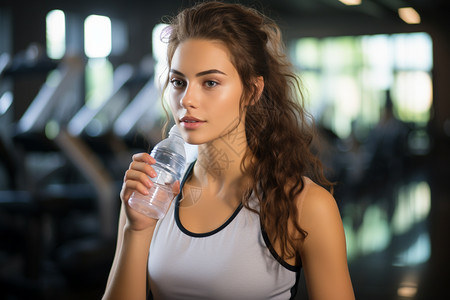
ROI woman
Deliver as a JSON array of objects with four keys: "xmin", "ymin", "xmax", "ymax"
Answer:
[{"xmin": 103, "ymin": 2, "xmax": 354, "ymax": 299}]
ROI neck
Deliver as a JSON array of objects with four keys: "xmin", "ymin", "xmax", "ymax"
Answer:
[{"xmin": 192, "ymin": 123, "xmax": 250, "ymax": 201}]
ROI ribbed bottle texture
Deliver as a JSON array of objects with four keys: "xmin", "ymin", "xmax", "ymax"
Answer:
[{"xmin": 129, "ymin": 125, "xmax": 186, "ymax": 219}]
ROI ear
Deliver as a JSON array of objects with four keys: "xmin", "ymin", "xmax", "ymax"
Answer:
[{"xmin": 250, "ymin": 76, "xmax": 264, "ymax": 105}]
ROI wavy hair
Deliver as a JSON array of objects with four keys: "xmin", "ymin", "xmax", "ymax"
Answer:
[{"xmin": 162, "ymin": 1, "xmax": 333, "ymax": 261}]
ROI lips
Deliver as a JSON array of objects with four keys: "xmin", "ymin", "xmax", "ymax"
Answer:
[
  {"xmin": 180, "ymin": 116, "xmax": 204, "ymax": 123},
  {"xmin": 179, "ymin": 116, "xmax": 205, "ymax": 129}
]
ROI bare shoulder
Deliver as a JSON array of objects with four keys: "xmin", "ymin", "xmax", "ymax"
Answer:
[
  {"xmin": 295, "ymin": 177, "xmax": 344, "ymax": 248},
  {"xmin": 296, "ymin": 177, "xmax": 339, "ymax": 223}
]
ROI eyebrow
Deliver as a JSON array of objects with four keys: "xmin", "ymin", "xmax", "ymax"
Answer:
[{"xmin": 169, "ymin": 69, "xmax": 227, "ymax": 77}]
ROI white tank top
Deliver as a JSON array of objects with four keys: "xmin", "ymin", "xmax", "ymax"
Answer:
[{"xmin": 148, "ymin": 163, "xmax": 301, "ymax": 299}]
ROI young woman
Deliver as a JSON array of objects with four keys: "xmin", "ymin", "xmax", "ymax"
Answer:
[{"xmin": 103, "ymin": 2, "xmax": 354, "ymax": 299}]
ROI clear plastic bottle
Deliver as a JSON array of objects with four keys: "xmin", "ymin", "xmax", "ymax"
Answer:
[{"xmin": 128, "ymin": 125, "xmax": 186, "ymax": 219}]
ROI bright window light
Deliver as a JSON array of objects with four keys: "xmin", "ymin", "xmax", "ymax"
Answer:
[
  {"xmin": 394, "ymin": 33, "xmax": 433, "ymax": 70},
  {"xmin": 152, "ymin": 23, "xmax": 170, "ymax": 91},
  {"xmin": 46, "ymin": 10, "xmax": 66, "ymax": 59},
  {"xmin": 293, "ymin": 32, "xmax": 432, "ymax": 139},
  {"xmin": 393, "ymin": 71, "xmax": 432, "ymax": 123},
  {"xmin": 152, "ymin": 23, "xmax": 169, "ymax": 63},
  {"xmin": 84, "ymin": 15, "xmax": 112, "ymax": 58},
  {"xmin": 398, "ymin": 7, "xmax": 421, "ymax": 24}
]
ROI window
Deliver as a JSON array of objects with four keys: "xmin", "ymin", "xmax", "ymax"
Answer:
[
  {"xmin": 84, "ymin": 14, "xmax": 113, "ymax": 108},
  {"xmin": 152, "ymin": 23, "xmax": 169, "ymax": 90},
  {"xmin": 46, "ymin": 9, "xmax": 66, "ymax": 59},
  {"xmin": 84, "ymin": 14, "xmax": 112, "ymax": 58},
  {"xmin": 292, "ymin": 32, "xmax": 433, "ymax": 139}
]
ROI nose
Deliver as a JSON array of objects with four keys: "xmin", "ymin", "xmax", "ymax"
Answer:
[{"xmin": 180, "ymin": 84, "xmax": 198, "ymax": 108}]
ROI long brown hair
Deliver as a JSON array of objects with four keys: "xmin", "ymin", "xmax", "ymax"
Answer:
[{"xmin": 163, "ymin": 1, "xmax": 333, "ymax": 261}]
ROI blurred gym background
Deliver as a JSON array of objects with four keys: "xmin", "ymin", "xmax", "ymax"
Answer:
[{"xmin": 0, "ymin": 0, "xmax": 449, "ymax": 299}]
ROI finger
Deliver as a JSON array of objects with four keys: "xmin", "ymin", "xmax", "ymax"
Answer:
[
  {"xmin": 132, "ymin": 152, "xmax": 156, "ymax": 164},
  {"xmin": 128, "ymin": 161, "xmax": 157, "ymax": 179},
  {"xmin": 121, "ymin": 180, "xmax": 150, "ymax": 202},
  {"xmin": 124, "ymin": 169, "xmax": 153, "ymax": 189}
]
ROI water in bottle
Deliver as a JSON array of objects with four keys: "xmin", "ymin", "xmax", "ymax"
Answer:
[{"xmin": 128, "ymin": 125, "xmax": 186, "ymax": 219}]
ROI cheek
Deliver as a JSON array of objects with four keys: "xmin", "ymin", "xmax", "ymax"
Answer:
[
  {"xmin": 168, "ymin": 91, "xmax": 180, "ymax": 109},
  {"xmin": 168, "ymin": 98, "xmax": 180, "ymax": 121},
  {"xmin": 226, "ymin": 89, "xmax": 244, "ymax": 115},
  {"xmin": 218, "ymin": 85, "xmax": 243, "ymax": 109}
]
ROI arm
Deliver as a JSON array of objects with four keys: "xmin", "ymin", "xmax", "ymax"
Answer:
[
  {"xmin": 298, "ymin": 182, "xmax": 355, "ymax": 300},
  {"xmin": 102, "ymin": 206, "xmax": 156, "ymax": 300},
  {"xmin": 102, "ymin": 153, "xmax": 160, "ymax": 300}
]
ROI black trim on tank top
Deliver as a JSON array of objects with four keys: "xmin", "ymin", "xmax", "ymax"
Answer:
[
  {"xmin": 174, "ymin": 161, "xmax": 244, "ymax": 238},
  {"xmin": 260, "ymin": 225, "xmax": 302, "ymax": 272},
  {"xmin": 261, "ymin": 223, "xmax": 302, "ymax": 299},
  {"xmin": 289, "ymin": 268, "xmax": 301, "ymax": 300}
]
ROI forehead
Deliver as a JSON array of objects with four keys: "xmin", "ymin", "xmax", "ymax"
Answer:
[{"xmin": 171, "ymin": 39, "xmax": 236, "ymax": 74}]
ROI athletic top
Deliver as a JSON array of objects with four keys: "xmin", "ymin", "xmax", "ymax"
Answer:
[{"xmin": 148, "ymin": 162, "xmax": 302, "ymax": 299}]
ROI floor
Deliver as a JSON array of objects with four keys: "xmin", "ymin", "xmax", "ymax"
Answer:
[{"xmin": 312, "ymin": 146, "xmax": 448, "ymax": 299}]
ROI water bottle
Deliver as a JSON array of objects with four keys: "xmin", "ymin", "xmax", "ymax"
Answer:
[{"xmin": 128, "ymin": 125, "xmax": 186, "ymax": 219}]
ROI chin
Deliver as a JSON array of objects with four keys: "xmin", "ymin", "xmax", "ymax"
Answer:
[
  {"xmin": 182, "ymin": 135, "xmax": 207, "ymax": 146},
  {"xmin": 182, "ymin": 132, "xmax": 218, "ymax": 146},
  {"xmin": 185, "ymin": 139, "xmax": 203, "ymax": 146}
]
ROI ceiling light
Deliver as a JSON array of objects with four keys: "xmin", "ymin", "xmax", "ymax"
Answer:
[
  {"xmin": 339, "ymin": 0, "xmax": 362, "ymax": 5},
  {"xmin": 398, "ymin": 7, "xmax": 421, "ymax": 24}
]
